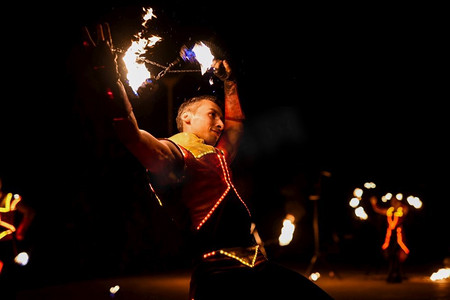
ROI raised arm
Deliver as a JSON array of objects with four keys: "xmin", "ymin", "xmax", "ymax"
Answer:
[
  {"xmin": 370, "ymin": 196, "xmax": 387, "ymax": 215},
  {"xmin": 214, "ymin": 60, "xmax": 245, "ymax": 163},
  {"xmin": 112, "ymin": 106, "xmax": 182, "ymax": 175},
  {"xmin": 79, "ymin": 23, "xmax": 183, "ymax": 176}
]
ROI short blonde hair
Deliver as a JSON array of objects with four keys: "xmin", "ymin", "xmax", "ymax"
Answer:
[{"xmin": 175, "ymin": 95, "xmax": 219, "ymax": 132}]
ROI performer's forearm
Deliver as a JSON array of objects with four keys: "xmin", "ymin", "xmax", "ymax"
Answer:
[
  {"xmin": 113, "ymin": 113, "xmax": 141, "ymax": 144},
  {"xmin": 219, "ymin": 79, "xmax": 244, "ymax": 162},
  {"xmin": 224, "ymin": 80, "xmax": 245, "ymax": 121},
  {"xmin": 107, "ymin": 79, "xmax": 143, "ymax": 144},
  {"xmin": 105, "ymin": 79, "xmax": 133, "ymax": 119}
]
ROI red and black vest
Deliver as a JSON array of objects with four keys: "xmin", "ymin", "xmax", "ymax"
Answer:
[{"xmin": 150, "ymin": 133, "xmax": 262, "ymax": 264}]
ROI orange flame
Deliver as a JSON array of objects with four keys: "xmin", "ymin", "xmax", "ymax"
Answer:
[
  {"xmin": 122, "ymin": 7, "xmax": 161, "ymax": 94},
  {"xmin": 278, "ymin": 214, "xmax": 295, "ymax": 246},
  {"xmin": 192, "ymin": 42, "xmax": 215, "ymax": 75},
  {"xmin": 430, "ymin": 268, "xmax": 450, "ymax": 281}
]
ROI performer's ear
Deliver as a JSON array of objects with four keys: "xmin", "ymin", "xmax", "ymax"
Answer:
[{"xmin": 182, "ymin": 111, "xmax": 191, "ymax": 124}]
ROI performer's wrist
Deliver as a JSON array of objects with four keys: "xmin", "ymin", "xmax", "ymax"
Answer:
[
  {"xmin": 112, "ymin": 113, "xmax": 131, "ymax": 122},
  {"xmin": 106, "ymin": 80, "xmax": 133, "ymax": 120},
  {"xmin": 224, "ymin": 79, "xmax": 237, "ymax": 87}
]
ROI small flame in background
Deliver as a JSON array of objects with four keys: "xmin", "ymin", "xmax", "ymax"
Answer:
[
  {"xmin": 309, "ymin": 272, "xmax": 321, "ymax": 281},
  {"xmin": 14, "ymin": 251, "xmax": 29, "ymax": 266},
  {"xmin": 109, "ymin": 284, "xmax": 120, "ymax": 297},
  {"xmin": 122, "ymin": 7, "xmax": 161, "ymax": 94},
  {"xmin": 279, "ymin": 214, "xmax": 295, "ymax": 246},
  {"xmin": 430, "ymin": 267, "xmax": 450, "ymax": 281},
  {"xmin": 121, "ymin": 7, "xmax": 216, "ymax": 95}
]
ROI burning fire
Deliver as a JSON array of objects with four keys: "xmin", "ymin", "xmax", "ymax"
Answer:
[
  {"xmin": 191, "ymin": 42, "xmax": 215, "ymax": 75},
  {"xmin": 122, "ymin": 7, "xmax": 161, "ymax": 94},
  {"xmin": 354, "ymin": 206, "xmax": 368, "ymax": 220},
  {"xmin": 430, "ymin": 267, "xmax": 450, "ymax": 281},
  {"xmin": 279, "ymin": 214, "xmax": 295, "ymax": 246},
  {"xmin": 109, "ymin": 285, "xmax": 120, "ymax": 296},
  {"xmin": 14, "ymin": 252, "xmax": 29, "ymax": 266},
  {"xmin": 309, "ymin": 272, "xmax": 321, "ymax": 281},
  {"xmin": 121, "ymin": 7, "xmax": 217, "ymax": 95}
]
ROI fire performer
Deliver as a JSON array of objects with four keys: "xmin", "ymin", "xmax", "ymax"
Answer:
[
  {"xmin": 76, "ymin": 23, "xmax": 333, "ymax": 299},
  {"xmin": 370, "ymin": 195, "xmax": 409, "ymax": 283},
  {"xmin": 0, "ymin": 177, "xmax": 35, "ymax": 297}
]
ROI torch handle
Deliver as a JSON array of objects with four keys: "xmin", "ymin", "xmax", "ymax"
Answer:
[{"xmin": 155, "ymin": 57, "xmax": 182, "ymax": 80}]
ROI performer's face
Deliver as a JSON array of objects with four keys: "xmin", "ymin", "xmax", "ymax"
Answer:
[{"xmin": 185, "ymin": 100, "xmax": 224, "ymax": 145}]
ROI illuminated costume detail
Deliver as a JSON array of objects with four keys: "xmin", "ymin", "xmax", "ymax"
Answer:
[
  {"xmin": 196, "ymin": 150, "xmax": 250, "ymax": 230},
  {"xmin": 382, "ymin": 206, "xmax": 409, "ymax": 254},
  {"xmin": 169, "ymin": 132, "xmax": 216, "ymax": 158},
  {"xmin": 149, "ymin": 133, "xmax": 260, "ymax": 269},
  {"xmin": 203, "ymin": 245, "xmax": 260, "ymax": 268},
  {"xmin": 167, "ymin": 132, "xmax": 251, "ymax": 230},
  {"xmin": 148, "ymin": 183, "xmax": 163, "ymax": 206},
  {"xmin": 0, "ymin": 193, "xmax": 21, "ymax": 240}
]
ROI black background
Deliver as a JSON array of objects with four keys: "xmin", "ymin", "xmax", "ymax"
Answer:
[{"xmin": 1, "ymin": 1, "xmax": 448, "ymax": 286}]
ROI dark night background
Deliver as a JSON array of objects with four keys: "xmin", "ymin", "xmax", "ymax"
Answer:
[{"xmin": 1, "ymin": 1, "xmax": 448, "ymax": 288}]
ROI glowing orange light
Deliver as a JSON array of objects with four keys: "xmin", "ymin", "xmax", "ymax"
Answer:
[
  {"xmin": 349, "ymin": 197, "xmax": 360, "ymax": 208},
  {"xmin": 363, "ymin": 182, "xmax": 376, "ymax": 189},
  {"xmin": 353, "ymin": 188, "xmax": 363, "ymax": 198},
  {"xmin": 381, "ymin": 206, "xmax": 409, "ymax": 254},
  {"xmin": 396, "ymin": 227, "xmax": 409, "ymax": 254},
  {"xmin": 430, "ymin": 268, "xmax": 450, "ymax": 281},
  {"xmin": 309, "ymin": 272, "xmax": 321, "ymax": 281},
  {"xmin": 14, "ymin": 252, "xmax": 29, "ymax": 266},
  {"xmin": 279, "ymin": 214, "xmax": 295, "ymax": 246},
  {"xmin": 0, "ymin": 193, "xmax": 22, "ymax": 240},
  {"xmin": 354, "ymin": 206, "xmax": 368, "ymax": 220},
  {"xmin": 407, "ymin": 195, "xmax": 423, "ymax": 209},
  {"xmin": 109, "ymin": 285, "xmax": 120, "ymax": 295}
]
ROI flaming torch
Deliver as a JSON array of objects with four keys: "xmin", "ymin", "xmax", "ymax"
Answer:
[
  {"xmin": 154, "ymin": 41, "xmax": 215, "ymax": 80},
  {"xmin": 120, "ymin": 7, "xmax": 217, "ymax": 94},
  {"xmin": 122, "ymin": 7, "xmax": 161, "ymax": 94}
]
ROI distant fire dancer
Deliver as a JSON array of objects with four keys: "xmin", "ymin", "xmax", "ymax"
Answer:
[
  {"xmin": 0, "ymin": 177, "xmax": 35, "ymax": 298},
  {"xmin": 370, "ymin": 195, "xmax": 409, "ymax": 283}
]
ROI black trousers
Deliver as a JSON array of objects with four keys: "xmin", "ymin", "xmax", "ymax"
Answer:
[
  {"xmin": 190, "ymin": 259, "xmax": 334, "ymax": 300},
  {"xmin": 0, "ymin": 241, "xmax": 18, "ymax": 300}
]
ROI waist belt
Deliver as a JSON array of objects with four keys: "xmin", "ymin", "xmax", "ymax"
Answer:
[{"xmin": 202, "ymin": 245, "xmax": 267, "ymax": 268}]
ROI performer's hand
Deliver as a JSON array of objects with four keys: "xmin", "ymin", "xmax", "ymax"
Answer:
[
  {"xmin": 370, "ymin": 196, "xmax": 377, "ymax": 206},
  {"xmin": 213, "ymin": 59, "xmax": 234, "ymax": 82},
  {"xmin": 70, "ymin": 23, "xmax": 132, "ymax": 120},
  {"xmin": 82, "ymin": 23, "xmax": 121, "ymax": 86}
]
